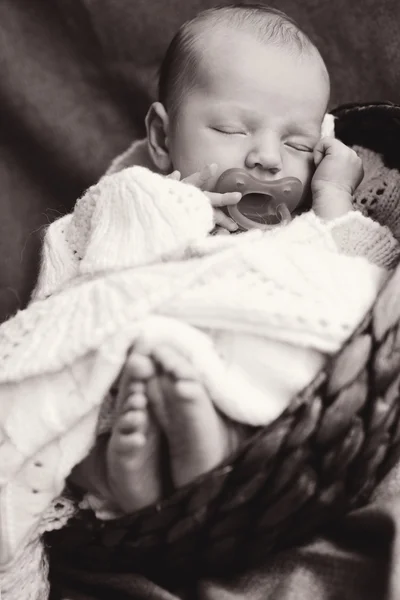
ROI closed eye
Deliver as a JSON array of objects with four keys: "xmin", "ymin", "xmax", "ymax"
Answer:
[
  {"xmin": 285, "ymin": 142, "xmax": 314, "ymax": 153},
  {"xmin": 211, "ymin": 127, "xmax": 246, "ymax": 136}
]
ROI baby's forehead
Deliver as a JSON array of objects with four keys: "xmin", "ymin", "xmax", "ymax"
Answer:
[
  {"xmin": 193, "ymin": 25, "xmax": 327, "ymax": 83},
  {"xmin": 195, "ymin": 40, "xmax": 326, "ymax": 108}
]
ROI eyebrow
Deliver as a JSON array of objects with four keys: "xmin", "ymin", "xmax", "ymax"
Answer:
[
  {"xmin": 208, "ymin": 100, "xmax": 253, "ymax": 115},
  {"xmin": 207, "ymin": 103, "xmax": 265, "ymax": 128},
  {"xmin": 286, "ymin": 123, "xmax": 321, "ymax": 138}
]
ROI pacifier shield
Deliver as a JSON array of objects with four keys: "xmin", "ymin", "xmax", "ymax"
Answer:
[{"xmin": 215, "ymin": 169, "xmax": 303, "ymax": 231}]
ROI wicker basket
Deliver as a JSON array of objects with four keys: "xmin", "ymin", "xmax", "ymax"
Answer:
[{"xmin": 46, "ymin": 102, "xmax": 400, "ymax": 587}]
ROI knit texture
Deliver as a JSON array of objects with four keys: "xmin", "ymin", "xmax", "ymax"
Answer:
[
  {"xmin": 0, "ymin": 495, "xmax": 75, "ymax": 600},
  {"xmin": 0, "ymin": 535, "xmax": 49, "ymax": 600},
  {"xmin": 328, "ymin": 211, "xmax": 400, "ymax": 269},
  {"xmin": 32, "ymin": 167, "xmax": 214, "ymax": 300},
  {"xmin": 352, "ymin": 145, "xmax": 400, "ymax": 240}
]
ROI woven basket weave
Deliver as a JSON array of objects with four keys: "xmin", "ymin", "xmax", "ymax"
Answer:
[{"xmin": 46, "ymin": 102, "xmax": 400, "ymax": 586}]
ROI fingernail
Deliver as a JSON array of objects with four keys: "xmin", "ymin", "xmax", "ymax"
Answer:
[{"xmin": 208, "ymin": 163, "xmax": 218, "ymax": 175}]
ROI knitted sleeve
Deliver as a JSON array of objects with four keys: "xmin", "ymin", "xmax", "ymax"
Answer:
[
  {"xmin": 72, "ymin": 166, "xmax": 215, "ymax": 274},
  {"xmin": 326, "ymin": 211, "xmax": 400, "ymax": 269},
  {"xmin": 31, "ymin": 167, "xmax": 214, "ymax": 300}
]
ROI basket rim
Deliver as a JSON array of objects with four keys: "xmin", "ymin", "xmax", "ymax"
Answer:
[{"xmin": 331, "ymin": 100, "xmax": 400, "ymax": 115}]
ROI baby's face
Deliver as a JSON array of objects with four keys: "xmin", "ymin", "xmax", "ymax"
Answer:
[{"xmin": 166, "ymin": 31, "xmax": 329, "ymax": 197}]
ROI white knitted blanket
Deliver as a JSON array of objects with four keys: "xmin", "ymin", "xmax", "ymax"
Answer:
[{"xmin": 0, "ymin": 165, "xmax": 397, "ymax": 573}]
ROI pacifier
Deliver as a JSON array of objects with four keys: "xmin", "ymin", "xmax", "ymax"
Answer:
[{"xmin": 215, "ymin": 168, "xmax": 303, "ymax": 231}]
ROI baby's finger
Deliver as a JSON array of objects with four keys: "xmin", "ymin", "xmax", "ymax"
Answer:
[
  {"xmin": 214, "ymin": 208, "xmax": 239, "ymax": 231},
  {"xmin": 213, "ymin": 227, "xmax": 231, "ymax": 236},
  {"xmin": 167, "ymin": 170, "xmax": 181, "ymax": 181},
  {"xmin": 207, "ymin": 191, "xmax": 242, "ymax": 208},
  {"xmin": 314, "ymin": 136, "xmax": 348, "ymax": 167}
]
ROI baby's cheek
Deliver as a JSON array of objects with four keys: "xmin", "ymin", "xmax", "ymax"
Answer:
[
  {"xmin": 168, "ymin": 131, "xmax": 203, "ymax": 174},
  {"xmin": 300, "ymin": 165, "xmax": 316, "ymax": 210},
  {"xmin": 304, "ymin": 161, "xmax": 316, "ymax": 187},
  {"xmin": 284, "ymin": 156, "xmax": 314, "ymax": 210},
  {"xmin": 296, "ymin": 155, "xmax": 315, "ymax": 188},
  {"xmin": 177, "ymin": 144, "xmax": 216, "ymax": 178}
]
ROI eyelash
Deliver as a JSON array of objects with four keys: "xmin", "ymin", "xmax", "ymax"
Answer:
[
  {"xmin": 212, "ymin": 127, "xmax": 245, "ymax": 135},
  {"xmin": 285, "ymin": 143, "xmax": 313, "ymax": 153},
  {"xmin": 212, "ymin": 128, "xmax": 314, "ymax": 151}
]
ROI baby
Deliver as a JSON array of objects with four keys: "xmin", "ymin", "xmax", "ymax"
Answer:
[
  {"xmin": 62, "ymin": 5, "xmax": 398, "ymax": 517},
  {"xmin": 4, "ymin": 5, "xmax": 400, "ymax": 587}
]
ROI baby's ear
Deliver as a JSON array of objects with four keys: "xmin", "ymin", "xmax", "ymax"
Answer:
[{"xmin": 145, "ymin": 102, "xmax": 172, "ymax": 173}]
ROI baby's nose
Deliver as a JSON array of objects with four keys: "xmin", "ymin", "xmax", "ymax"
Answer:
[{"xmin": 245, "ymin": 133, "xmax": 282, "ymax": 174}]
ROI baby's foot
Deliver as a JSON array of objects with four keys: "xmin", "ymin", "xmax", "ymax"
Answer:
[
  {"xmin": 146, "ymin": 344, "xmax": 245, "ymax": 488},
  {"xmin": 106, "ymin": 352, "xmax": 162, "ymax": 513}
]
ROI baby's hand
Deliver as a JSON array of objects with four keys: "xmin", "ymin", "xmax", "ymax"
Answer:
[
  {"xmin": 311, "ymin": 137, "xmax": 364, "ymax": 220},
  {"xmin": 168, "ymin": 165, "xmax": 241, "ymax": 232}
]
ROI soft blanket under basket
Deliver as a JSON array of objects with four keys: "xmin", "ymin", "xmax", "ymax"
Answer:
[{"xmin": 2, "ymin": 101, "xmax": 400, "ymax": 599}]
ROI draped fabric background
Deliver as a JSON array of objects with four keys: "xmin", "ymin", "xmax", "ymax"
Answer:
[{"xmin": 1, "ymin": 0, "xmax": 400, "ymax": 323}]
